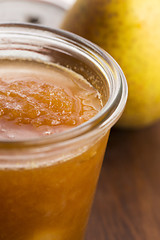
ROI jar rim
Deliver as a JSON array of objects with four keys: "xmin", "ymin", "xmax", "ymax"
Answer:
[{"xmin": 0, "ymin": 23, "xmax": 128, "ymax": 148}]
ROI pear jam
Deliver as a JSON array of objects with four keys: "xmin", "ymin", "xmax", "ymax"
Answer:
[
  {"xmin": 0, "ymin": 60, "xmax": 109, "ymax": 240},
  {"xmin": 0, "ymin": 60, "xmax": 102, "ymax": 140}
]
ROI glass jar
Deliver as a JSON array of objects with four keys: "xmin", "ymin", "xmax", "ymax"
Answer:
[{"xmin": 0, "ymin": 24, "xmax": 128, "ymax": 240}]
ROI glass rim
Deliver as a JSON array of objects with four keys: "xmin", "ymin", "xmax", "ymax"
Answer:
[{"xmin": 0, "ymin": 23, "xmax": 128, "ymax": 148}]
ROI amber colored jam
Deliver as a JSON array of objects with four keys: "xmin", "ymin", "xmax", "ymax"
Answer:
[
  {"xmin": 0, "ymin": 60, "xmax": 109, "ymax": 240},
  {"xmin": 0, "ymin": 60, "xmax": 102, "ymax": 140}
]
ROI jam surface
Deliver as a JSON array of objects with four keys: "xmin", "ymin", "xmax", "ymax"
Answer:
[{"xmin": 0, "ymin": 60, "xmax": 102, "ymax": 140}]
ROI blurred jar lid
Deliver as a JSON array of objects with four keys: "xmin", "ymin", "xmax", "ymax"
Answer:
[{"xmin": 0, "ymin": 0, "xmax": 75, "ymax": 28}]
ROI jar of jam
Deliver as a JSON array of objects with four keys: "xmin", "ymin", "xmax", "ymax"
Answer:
[{"xmin": 0, "ymin": 24, "xmax": 127, "ymax": 240}]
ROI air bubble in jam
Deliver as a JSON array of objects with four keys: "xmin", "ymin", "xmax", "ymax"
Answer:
[{"xmin": 0, "ymin": 60, "xmax": 103, "ymax": 140}]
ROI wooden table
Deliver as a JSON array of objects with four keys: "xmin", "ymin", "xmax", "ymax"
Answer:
[{"xmin": 86, "ymin": 122, "xmax": 160, "ymax": 240}]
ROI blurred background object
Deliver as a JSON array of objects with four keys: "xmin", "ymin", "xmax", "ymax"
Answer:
[
  {"xmin": 0, "ymin": 0, "xmax": 75, "ymax": 28},
  {"xmin": 62, "ymin": 0, "xmax": 160, "ymax": 129}
]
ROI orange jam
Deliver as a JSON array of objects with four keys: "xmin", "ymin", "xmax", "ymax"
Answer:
[{"xmin": 0, "ymin": 60, "xmax": 102, "ymax": 140}]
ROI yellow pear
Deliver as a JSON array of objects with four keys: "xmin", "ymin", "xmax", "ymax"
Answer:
[{"xmin": 61, "ymin": 0, "xmax": 160, "ymax": 128}]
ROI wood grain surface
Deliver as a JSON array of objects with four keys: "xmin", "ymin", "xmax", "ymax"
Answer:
[{"xmin": 86, "ymin": 122, "xmax": 160, "ymax": 240}]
